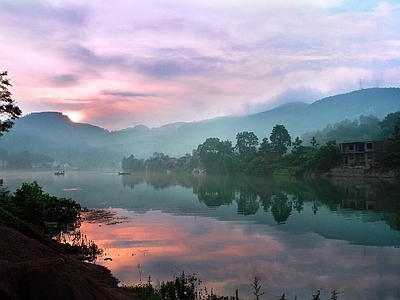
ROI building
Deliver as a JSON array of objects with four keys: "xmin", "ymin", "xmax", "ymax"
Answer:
[{"xmin": 339, "ymin": 141, "xmax": 392, "ymax": 167}]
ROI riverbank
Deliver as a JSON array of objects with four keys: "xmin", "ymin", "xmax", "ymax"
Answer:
[
  {"xmin": 0, "ymin": 224, "xmax": 138, "ymax": 300},
  {"xmin": 329, "ymin": 166, "xmax": 400, "ymax": 178}
]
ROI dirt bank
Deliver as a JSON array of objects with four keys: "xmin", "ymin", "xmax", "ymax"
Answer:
[{"xmin": 0, "ymin": 225, "xmax": 138, "ymax": 300}]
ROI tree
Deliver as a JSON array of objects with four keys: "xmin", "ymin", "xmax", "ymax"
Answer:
[
  {"xmin": 289, "ymin": 137, "xmax": 307, "ymax": 168},
  {"xmin": 235, "ymin": 131, "xmax": 259, "ymax": 163},
  {"xmin": 271, "ymin": 193, "xmax": 292, "ymax": 225},
  {"xmin": 122, "ymin": 154, "xmax": 144, "ymax": 172},
  {"xmin": 145, "ymin": 152, "xmax": 171, "ymax": 171},
  {"xmin": 292, "ymin": 137, "xmax": 303, "ymax": 155},
  {"xmin": 11, "ymin": 181, "xmax": 81, "ymax": 231},
  {"xmin": 246, "ymin": 137, "xmax": 277, "ymax": 176},
  {"xmin": 310, "ymin": 136, "xmax": 318, "ymax": 148},
  {"xmin": 258, "ymin": 137, "xmax": 272, "ymax": 157},
  {"xmin": 311, "ymin": 140, "xmax": 340, "ymax": 173},
  {"xmin": 381, "ymin": 114, "xmax": 400, "ymax": 167},
  {"xmin": 270, "ymin": 124, "xmax": 291, "ymax": 155},
  {"xmin": 246, "ymin": 156, "xmax": 270, "ymax": 176},
  {"xmin": 197, "ymin": 138, "xmax": 233, "ymax": 173},
  {"xmin": 359, "ymin": 114, "xmax": 381, "ymax": 139},
  {"xmin": 0, "ymin": 71, "xmax": 22, "ymax": 136},
  {"xmin": 380, "ymin": 111, "xmax": 400, "ymax": 140}
]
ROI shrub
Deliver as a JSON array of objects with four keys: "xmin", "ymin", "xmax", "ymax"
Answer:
[{"xmin": 7, "ymin": 181, "xmax": 81, "ymax": 232}]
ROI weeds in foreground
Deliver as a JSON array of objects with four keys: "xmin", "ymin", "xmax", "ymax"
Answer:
[
  {"xmin": 57, "ymin": 229, "xmax": 102, "ymax": 262},
  {"xmin": 277, "ymin": 290, "xmax": 339, "ymax": 300},
  {"xmin": 252, "ymin": 277, "xmax": 264, "ymax": 300},
  {"xmin": 122, "ymin": 272, "xmax": 239, "ymax": 300},
  {"xmin": 121, "ymin": 273, "xmax": 340, "ymax": 300}
]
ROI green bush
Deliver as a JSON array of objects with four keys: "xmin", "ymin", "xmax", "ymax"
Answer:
[
  {"xmin": 0, "ymin": 182, "xmax": 103, "ymax": 261},
  {"xmin": 2, "ymin": 181, "xmax": 81, "ymax": 232}
]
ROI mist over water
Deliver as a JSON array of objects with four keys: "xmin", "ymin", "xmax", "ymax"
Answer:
[{"xmin": 2, "ymin": 170, "xmax": 400, "ymax": 299}]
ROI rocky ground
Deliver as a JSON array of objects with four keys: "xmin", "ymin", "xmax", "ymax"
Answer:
[{"xmin": 0, "ymin": 223, "xmax": 138, "ymax": 300}]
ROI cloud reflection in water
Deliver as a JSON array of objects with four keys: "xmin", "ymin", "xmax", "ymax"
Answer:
[{"xmin": 81, "ymin": 208, "xmax": 400, "ymax": 299}]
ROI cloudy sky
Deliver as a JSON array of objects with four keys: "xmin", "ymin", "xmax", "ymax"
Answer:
[{"xmin": 1, "ymin": 0, "xmax": 399, "ymax": 129}]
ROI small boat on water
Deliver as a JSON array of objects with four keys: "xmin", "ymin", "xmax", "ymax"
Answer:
[
  {"xmin": 118, "ymin": 172, "xmax": 131, "ymax": 175},
  {"xmin": 54, "ymin": 170, "xmax": 65, "ymax": 176}
]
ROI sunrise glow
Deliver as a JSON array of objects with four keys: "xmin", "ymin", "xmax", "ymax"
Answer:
[{"xmin": 65, "ymin": 111, "xmax": 85, "ymax": 123}]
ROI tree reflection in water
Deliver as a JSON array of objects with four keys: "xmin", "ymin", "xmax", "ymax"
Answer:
[
  {"xmin": 270, "ymin": 193, "xmax": 292, "ymax": 225},
  {"xmin": 119, "ymin": 171, "xmax": 400, "ymax": 229}
]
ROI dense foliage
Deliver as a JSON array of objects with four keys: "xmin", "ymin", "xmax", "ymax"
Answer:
[
  {"xmin": 0, "ymin": 181, "xmax": 102, "ymax": 261},
  {"xmin": 122, "ymin": 152, "xmax": 199, "ymax": 172},
  {"xmin": 197, "ymin": 138, "xmax": 235, "ymax": 173},
  {"xmin": 121, "ymin": 112, "xmax": 400, "ymax": 177},
  {"xmin": 0, "ymin": 181, "xmax": 81, "ymax": 232},
  {"xmin": 379, "ymin": 111, "xmax": 400, "ymax": 140},
  {"xmin": 194, "ymin": 124, "xmax": 340, "ymax": 176},
  {"xmin": 235, "ymin": 131, "xmax": 259, "ymax": 164},
  {"xmin": 302, "ymin": 114, "xmax": 385, "ymax": 145},
  {"xmin": 0, "ymin": 149, "xmax": 54, "ymax": 169},
  {"xmin": 279, "ymin": 139, "xmax": 341, "ymax": 176},
  {"xmin": 380, "ymin": 111, "xmax": 400, "ymax": 167},
  {"xmin": 122, "ymin": 154, "xmax": 145, "ymax": 172},
  {"xmin": 269, "ymin": 124, "xmax": 292, "ymax": 154}
]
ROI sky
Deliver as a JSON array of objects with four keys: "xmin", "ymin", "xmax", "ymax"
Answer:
[{"xmin": 1, "ymin": 0, "xmax": 400, "ymax": 130}]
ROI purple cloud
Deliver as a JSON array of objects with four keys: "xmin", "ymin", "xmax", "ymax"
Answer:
[
  {"xmin": 102, "ymin": 91, "xmax": 154, "ymax": 98},
  {"xmin": 49, "ymin": 74, "xmax": 80, "ymax": 87},
  {"xmin": 65, "ymin": 44, "xmax": 128, "ymax": 68},
  {"xmin": 0, "ymin": 0, "xmax": 87, "ymax": 28},
  {"xmin": 0, "ymin": 0, "xmax": 399, "ymax": 129}
]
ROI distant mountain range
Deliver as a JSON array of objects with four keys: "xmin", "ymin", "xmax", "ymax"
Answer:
[{"xmin": 1, "ymin": 87, "xmax": 399, "ymax": 167}]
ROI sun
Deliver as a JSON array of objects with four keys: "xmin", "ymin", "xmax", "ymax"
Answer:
[{"xmin": 65, "ymin": 111, "xmax": 84, "ymax": 123}]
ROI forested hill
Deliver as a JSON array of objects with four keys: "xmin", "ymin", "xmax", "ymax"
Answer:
[
  {"xmin": 236, "ymin": 87, "xmax": 400, "ymax": 142},
  {"xmin": 0, "ymin": 88, "xmax": 399, "ymax": 167}
]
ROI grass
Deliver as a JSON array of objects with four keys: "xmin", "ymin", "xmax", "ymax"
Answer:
[{"xmin": 121, "ymin": 273, "xmax": 341, "ymax": 300}]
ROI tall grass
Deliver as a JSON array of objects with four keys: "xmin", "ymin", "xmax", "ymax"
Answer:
[{"xmin": 121, "ymin": 273, "xmax": 340, "ymax": 300}]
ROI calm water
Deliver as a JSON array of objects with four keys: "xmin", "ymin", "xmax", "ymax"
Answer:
[{"xmin": 2, "ymin": 170, "xmax": 400, "ymax": 299}]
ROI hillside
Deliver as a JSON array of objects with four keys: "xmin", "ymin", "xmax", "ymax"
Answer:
[
  {"xmin": 0, "ymin": 224, "xmax": 137, "ymax": 299},
  {"xmin": 0, "ymin": 112, "xmax": 113, "ymax": 166},
  {"xmin": 0, "ymin": 88, "xmax": 399, "ymax": 167}
]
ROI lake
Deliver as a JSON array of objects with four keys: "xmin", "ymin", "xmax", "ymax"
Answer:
[{"xmin": 2, "ymin": 170, "xmax": 400, "ymax": 299}]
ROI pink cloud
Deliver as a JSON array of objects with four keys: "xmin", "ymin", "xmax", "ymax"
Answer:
[{"xmin": 1, "ymin": 0, "xmax": 399, "ymax": 129}]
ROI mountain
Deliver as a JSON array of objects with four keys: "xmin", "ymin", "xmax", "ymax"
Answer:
[
  {"xmin": 0, "ymin": 88, "xmax": 399, "ymax": 167},
  {"xmin": 0, "ymin": 112, "xmax": 110, "ymax": 164},
  {"xmin": 162, "ymin": 87, "xmax": 400, "ymax": 155}
]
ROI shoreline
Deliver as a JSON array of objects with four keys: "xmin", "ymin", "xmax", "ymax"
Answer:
[
  {"xmin": 0, "ymin": 212, "xmax": 138, "ymax": 300},
  {"xmin": 327, "ymin": 166, "xmax": 400, "ymax": 179}
]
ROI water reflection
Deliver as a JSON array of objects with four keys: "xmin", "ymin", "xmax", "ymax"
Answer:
[
  {"xmin": 120, "ymin": 172, "xmax": 145, "ymax": 189},
  {"xmin": 196, "ymin": 175, "xmax": 235, "ymax": 208},
  {"xmin": 120, "ymin": 171, "xmax": 400, "ymax": 233},
  {"xmin": 2, "ymin": 171, "xmax": 400, "ymax": 299},
  {"xmin": 81, "ymin": 208, "xmax": 400, "ymax": 299}
]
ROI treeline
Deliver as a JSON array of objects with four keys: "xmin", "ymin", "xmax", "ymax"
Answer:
[
  {"xmin": 0, "ymin": 149, "xmax": 54, "ymax": 169},
  {"xmin": 195, "ymin": 125, "xmax": 340, "ymax": 176},
  {"xmin": 122, "ymin": 111, "xmax": 400, "ymax": 176},
  {"xmin": 121, "ymin": 124, "xmax": 339, "ymax": 176},
  {"xmin": 302, "ymin": 112, "xmax": 399, "ymax": 145},
  {"xmin": 121, "ymin": 152, "xmax": 198, "ymax": 173}
]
